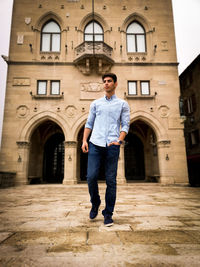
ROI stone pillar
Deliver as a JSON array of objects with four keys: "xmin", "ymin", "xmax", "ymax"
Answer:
[
  {"xmin": 157, "ymin": 140, "xmax": 174, "ymax": 184},
  {"xmin": 63, "ymin": 141, "xmax": 78, "ymax": 185},
  {"xmin": 117, "ymin": 144, "xmax": 126, "ymax": 184},
  {"xmin": 16, "ymin": 141, "xmax": 30, "ymax": 185}
]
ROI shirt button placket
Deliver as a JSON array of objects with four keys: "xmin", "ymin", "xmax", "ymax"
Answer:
[{"xmin": 106, "ymin": 99, "xmax": 111, "ymax": 145}]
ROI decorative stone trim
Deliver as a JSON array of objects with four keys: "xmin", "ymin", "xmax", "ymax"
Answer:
[
  {"xmin": 158, "ymin": 105, "xmax": 170, "ymax": 118},
  {"xmin": 13, "ymin": 78, "xmax": 30, "ymax": 86},
  {"xmin": 65, "ymin": 105, "xmax": 77, "ymax": 118},
  {"xmin": 16, "ymin": 105, "xmax": 29, "ymax": 118},
  {"xmin": 74, "ymin": 41, "xmax": 114, "ymax": 75}
]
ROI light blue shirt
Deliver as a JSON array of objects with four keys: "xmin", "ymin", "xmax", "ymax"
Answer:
[{"xmin": 85, "ymin": 95, "xmax": 130, "ymax": 147}]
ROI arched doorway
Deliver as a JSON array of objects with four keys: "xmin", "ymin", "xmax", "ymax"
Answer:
[
  {"xmin": 77, "ymin": 126, "xmax": 88, "ymax": 181},
  {"xmin": 125, "ymin": 119, "xmax": 159, "ymax": 182},
  {"xmin": 28, "ymin": 120, "xmax": 65, "ymax": 184},
  {"xmin": 77, "ymin": 126, "xmax": 105, "ymax": 182},
  {"xmin": 43, "ymin": 132, "xmax": 64, "ymax": 183},
  {"xmin": 125, "ymin": 133, "xmax": 145, "ymax": 180}
]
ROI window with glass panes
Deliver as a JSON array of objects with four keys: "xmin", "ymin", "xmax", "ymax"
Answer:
[
  {"xmin": 84, "ymin": 21, "xmax": 103, "ymax": 41},
  {"xmin": 128, "ymin": 81, "xmax": 137, "ymax": 95},
  {"xmin": 127, "ymin": 22, "xmax": 146, "ymax": 53},
  {"xmin": 37, "ymin": 81, "xmax": 47, "ymax": 95},
  {"xmin": 127, "ymin": 81, "xmax": 151, "ymax": 96},
  {"xmin": 140, "ymin": 81, "xmax": 150, "ymax": 95},
  {"xmin": 51, "ymin": 81, "xmax": 60, "ymax": 95},
  {"xmin": 41, "ymin": 21, "xmax": 61, "ymax": 52}
]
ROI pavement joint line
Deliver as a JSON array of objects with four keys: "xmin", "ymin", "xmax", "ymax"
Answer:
[{"xmin": 0, "ymin": 232, "xmax": 16, "ymax": 245}]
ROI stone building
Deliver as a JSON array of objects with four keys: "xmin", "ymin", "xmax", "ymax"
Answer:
[
  {"xmin": 180, "ymin": 54, "xmax": 200, "ymax": 186},
  {"xmin": 0, "ymin": 0, "xmax": 188, "ymax": 186}
]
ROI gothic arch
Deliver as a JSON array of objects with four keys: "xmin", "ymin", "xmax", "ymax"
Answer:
[
  {"xmin": 71, "ymin": 113, "xmax": 89, "ymax": 141},
  {"xmin": 130, "ymin": 110, "xmax": 168, "ymax": 141},
  {"xmin": 78, "ymin": 12, "xmax": 109, "ymax": 33},
  {"xmin": 121, "ymin": 12, "xmax": 152, "ymax": 33},
  {"xmin": 18, "ymin": 111, "xmax": 70, "ymax": 142},
  {"xmin": 35, "ymin": 11, "xmax": 64, "ymax": 31}
]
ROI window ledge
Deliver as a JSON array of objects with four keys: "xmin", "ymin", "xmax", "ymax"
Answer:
[
  {"xmin": 40, "ymin": 52, "xmax": 60, "ymax": 54},
  {"xmin": 127, "ymin": 52, "xmax": 147, "ymax": 55},
  {"xmin": 31, "ymin": 94, "xmax": 64, "ymax": 99},
  {"xmin": 125, "ymin": 92, "xmax": 157, "ymax": 99},
  {"xmin": 125, "ymin": 95, "xmax": 155, "ymax": 99}
]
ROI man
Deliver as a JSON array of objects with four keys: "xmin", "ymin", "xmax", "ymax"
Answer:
[{"xmin": 82, "ymin": 73, "xmax": 130, "ymax": 226}]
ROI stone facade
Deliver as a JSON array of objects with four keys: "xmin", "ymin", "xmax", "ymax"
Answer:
[
  {"xmin": 180, "ymin": 54, "xmax": 200, "ymax": 186},
  {"xmin": 0, "ymin": 0, "xmax": 188, "ymax": 185}
]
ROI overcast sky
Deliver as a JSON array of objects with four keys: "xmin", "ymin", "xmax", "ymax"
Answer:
[{"xmin": 0, "ymin": 0, "xmax": 200, "ymax": 145}]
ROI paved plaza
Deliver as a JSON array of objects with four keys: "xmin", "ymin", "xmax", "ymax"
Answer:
[{"xmin": 0, "ymin": 183, "xmax": 200, "ymax": 266}]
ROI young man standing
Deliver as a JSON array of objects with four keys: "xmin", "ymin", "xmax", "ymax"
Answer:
[{"xmin": 82, "ymin": 73, "xmax": 130, "ymax": 226}]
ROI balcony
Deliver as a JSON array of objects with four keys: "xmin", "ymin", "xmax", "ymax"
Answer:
[{"xmin": 74, "ymin": 41, "xmax": 114, "ymax": 75}]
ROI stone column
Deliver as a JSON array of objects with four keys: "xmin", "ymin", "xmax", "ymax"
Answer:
[
  {"xmin": 117, "ymin": 144, "xmax": 126, "ymax": 184},
  {"xmin": 63, "ymin": 141, "xmax": 78, "ymax": 185},
  {"xmin": 16, "ymin": 141, "xmax": 30, "ymax": 185}
]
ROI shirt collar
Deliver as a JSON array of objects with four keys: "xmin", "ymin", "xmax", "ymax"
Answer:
[{"xmin": 104, "ymin": 94, "xmax": 117, "ymax": 101}]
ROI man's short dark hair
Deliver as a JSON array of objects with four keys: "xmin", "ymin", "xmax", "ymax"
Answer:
[{"xmin": 102, "ymin": 73, "xmax": 117, "ymax": 83}]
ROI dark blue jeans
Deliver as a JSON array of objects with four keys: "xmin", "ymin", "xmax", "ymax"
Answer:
[{"xmin": 87, "ymin": 142, "xmax": 120, "ymax": 216}]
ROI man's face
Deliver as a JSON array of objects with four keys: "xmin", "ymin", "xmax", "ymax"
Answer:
[{"xmin": 103, "ymin": 77, "xmax": 117, "ymax": 94}]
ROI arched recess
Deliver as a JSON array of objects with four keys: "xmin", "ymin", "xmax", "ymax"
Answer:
[
  {"xmin": 18, "ymin": 111, "xmax": 69, "ymax": 142},
  {"xmin": 121, "ymin": 12, "xmax": 154, "ymax": 57},
  {"xmin": 125, "ymin": 111, "xmax": 168, "ymax": 182},
  {"xmin": 33, "ymin": 12, "xmax": 64, "ymax": 58},
  {"xmin": 130, "ymin": 110, "xmax": 168, "ymax": 141},
  {"xmin": 18, "ymin": 112, "xmax": 69, "ymax": 184},
  {"xmin": 125, "ymin": 119, "xmax": 159, "ymax": 182},
  {"xmin": 28, "ymin": 120, "xmax": 65, "ymax": 184}
]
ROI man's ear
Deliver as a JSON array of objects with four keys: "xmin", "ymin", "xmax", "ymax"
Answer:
[{"xmin": 115, "ymin": 81, "xmax": 118, "ymax": 88}]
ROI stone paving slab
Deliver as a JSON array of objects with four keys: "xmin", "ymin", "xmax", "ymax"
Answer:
[{"xmin": 0, "ymin": 184, "xmax": 200, "ymax": 266}]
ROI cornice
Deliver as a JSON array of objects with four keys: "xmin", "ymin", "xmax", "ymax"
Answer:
[{"xmin": 7, "ymin": 61, "xmax": 178, "ymax": 67}]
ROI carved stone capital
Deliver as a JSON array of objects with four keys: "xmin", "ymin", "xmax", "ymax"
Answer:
[
  {"xmin": 16, "ymin": 141, "xmax": 30, "ymax": 149},
  {"xmin": 64, "ymin": 141, "xmax": 77, "ymax": 148},
  {"xmin": 157, "ymin": 140, "xmax": 171, "ymax": 148}
]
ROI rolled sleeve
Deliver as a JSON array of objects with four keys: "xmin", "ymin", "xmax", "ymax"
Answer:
[
  {"xmin": 85, "ymin": 101, "xmax": 96, "ymax": 130},
  {"xmin": 120, "ymin": 101, "xmax": 130, "ymax": 134}
]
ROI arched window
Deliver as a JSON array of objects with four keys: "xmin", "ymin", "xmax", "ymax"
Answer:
[
  {"xmin": 126, "ymin": 22, "xmax": 146, "ymax": 52},
  {"xmin": 84, "ymin": 21, "xmax": 103, "ymax": 42},
  {"xmin": 41, "ymin": 20, "xmax": 61, "ymax": 52}
]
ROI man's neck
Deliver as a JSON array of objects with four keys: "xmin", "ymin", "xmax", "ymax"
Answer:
[{"xmin": 105, "ymin": 92, "xmax": 115, "ymax": 99}]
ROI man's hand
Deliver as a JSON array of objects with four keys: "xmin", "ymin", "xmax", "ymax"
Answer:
[
  {"xmin": 108, "ymin": 141, "xmax": 120, "ymax": 146},
  {"xmin": 82, "ymin": 141, "xmax": 89, "ymax": 153}
]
